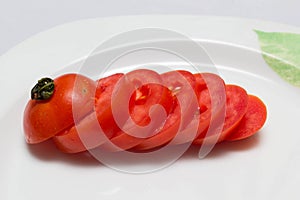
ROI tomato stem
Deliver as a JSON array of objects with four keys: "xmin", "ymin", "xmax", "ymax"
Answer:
[{"xmin": 31, "ymin": 77, "xmax": 55, "ymax": 100}]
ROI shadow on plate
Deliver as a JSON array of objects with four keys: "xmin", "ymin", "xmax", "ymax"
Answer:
[
  {"xmin": 26, "ymin": 139, "xmax": 101, "ymax": 167},
  {"xmin": 27, "ymin": 132, "xmax": 261, "ymax": 169},
  {"xmin": 180, "ymin": 133, "xmax": 261, "ymax": 160}
]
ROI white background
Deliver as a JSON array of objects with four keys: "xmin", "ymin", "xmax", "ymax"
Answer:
[{"xmin": 0, "ymin": 0, "xmax": 299, "ymax": 56}]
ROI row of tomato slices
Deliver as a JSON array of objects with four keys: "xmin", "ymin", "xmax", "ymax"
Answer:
[{"xmin": 23, "ymin": 69, "xmax": 267, "ymax": 154}]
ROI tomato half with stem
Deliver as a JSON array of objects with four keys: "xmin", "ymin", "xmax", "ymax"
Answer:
[
  {"xmin": 225, "ymin": 95, "xmax": 267, "ymax": 141},
  {"xmin": 53, "ymin": 73, "xmax": 123, "ymax": 153},
  {"xmin": 23, "ymin": 73, "xmax": 96, "ymax": 144}
]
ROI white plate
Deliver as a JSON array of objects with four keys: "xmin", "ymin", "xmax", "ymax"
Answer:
[{"xmin": 1, "ymin": 16, "xmax": 300, "ymax": 200}]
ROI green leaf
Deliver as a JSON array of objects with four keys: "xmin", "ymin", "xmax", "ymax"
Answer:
[{"xmin": 255, "ymin": 30, "xmax": 300, "ymax": 87}]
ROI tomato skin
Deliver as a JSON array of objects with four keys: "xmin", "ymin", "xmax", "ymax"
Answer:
[
  {"xmin": 23, "ymin": 74, "xmax": 96, "ymax": 144},
  {"xmin": 225, "ymin": 95, "xmax": 267, "ymax": 141}
]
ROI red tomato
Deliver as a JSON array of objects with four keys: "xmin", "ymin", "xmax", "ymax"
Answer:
[
  {"xmin": 23, "ymin": 74, "xmax": 96, "ymax": 144},
  {"xmin": 53, "ymin": 112, "xmax": 102, "ymax": 153},
  {"xmin": 95, "ymin": 73, "xmax": 125, "ymax": 136},
  {"xmin": 171, "ymin": 73, "xmax": 226, "ymax": 145},
  {"xmin": 132, "ymin": 102, "xmax": 180, "ymax": 151},
  {"xmin": 162, "ymin": 70, "xmax": 197, "ymax": 128},
  {"xmin": 193, "ymin": 84, "xmax": 248, "ymax": 145},
  {"xmin": 53, "ymin": 73, "xmax": 123, "ymax": 153},
  {"xmin": 99, "ymin": 69, "xmax": 175, "ymax": 151},
  {"xmin": 110, "ymin": 69, "xmax": 167, "ymax": 131},
  {"xmin": 225, "ymin": 95, "xmax": 267, "ymax": 141},
  {"xmin": 98, "ymin": 91, "xmax": 173, "ymax": 151},
  {"xmin": 24, "ymin": 70, "xmax": 267, "ymax": 155},
  {"xmin": 132, "ymin": 70, "xmax": 198, "ymax": 151}
]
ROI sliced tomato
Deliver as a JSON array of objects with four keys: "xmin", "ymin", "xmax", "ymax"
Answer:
[
  {"xmin": 171, "ymin": 73, "xmax": 226, "ymax": 145},
  {"xmin": 110, "ymin": 69, "xmax": 167, "ymax": 132},
  {"xmin": 53, "ymin": 73, "xmax": 123, "ymax": 153},
  {"xmin": 225, "ymin": 95, "xmax": 267, "ymax": 141},
  {"xmin": 132, "ymin": 70, "xmax": 198, "ymax": 151},
  {"xmin": 99, "ymin": 69, "xmax": 175, "ymax": 151},
  {"xmin": 193, "ymin": 84, "xmax": 248, "ymax": 145},
  {"xmin": 100, "ymin": 84, "xmax": 174, "ymax": 151},
  {"xmin": 163, "ymin": 70, "xmax": 197, "ymax": 128},
  {"xmin": 25, "ymin": 70, "xmax": 267, "ymax": 154},
  {"xmin": 194, "ymin": 73, "xmax": 208, "ymax": 97},
  {"xmin": 132, "ymin": 103, "xmax": 181, "ymax": 151},
  {"xmin": 53, "ymin": 112, "xmax": 102, "ymax": 153},
  {"xmin": 195, "ymin": 73, "xmax": 226, "ymax": 137},
  {"xmin": 95, "ymin": 73, "xmax": 125, "ymax": 136}
]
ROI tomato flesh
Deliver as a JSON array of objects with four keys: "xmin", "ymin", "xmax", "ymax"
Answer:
[
  {"xmin": 95, "ymin": 73, "xmax": 125, "ymax": 136},
  {"xmin": 133, "ymin": 70, "xmax": 198, "ymax": 151},
  {"xmin": 99, "ymin": 69, "xmax": 175, "ymax": 151},
  {"xmin": 171, "ymin": 73, "xmax": 226, "ymax": 145},
  {"xmin": 100, "ymin": 84, "xmax": 174, "ymax": 151},
  {"xmin": 225, "ymin": 95, "xmax": 267, "ymax": 141},
  {"xmin": 193, "ymin": 84, "xmax": 248, "ymax": 145},
  {"xmin": 53, "ymin": 112, "xmax": 101, "ymax": 153}
]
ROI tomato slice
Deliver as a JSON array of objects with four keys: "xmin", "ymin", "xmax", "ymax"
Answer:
[
  {"xmin": 225, "ymin": 95, "xmax": 267, "ymax": 141},
  {"xmin": 95, "ymin": 73, "xmax": 125, "ymax": 136},
  {"xmin": 171, "ymin": 73, "xmax": 226, "ymax": 145},
  {"xmin": 53, "ymin": 112, "xmax": 102, "ymax": 153},
  {"xmin": 100, "ymin": 84, "xmax": 174, "ymax": 151},
  {"xmin": 99, "ymin": 69, "xmax": 175, "ymax": 151},
  {"xmin": 193, "ymin": 84, "xmax": 248, "ymax": 145},
  {"xmin": 53, "ymin": 73, "xmax": 123, "ymax": 153},
  {"xmin": 24, "ymin": 74, "xmax": 96, "ymax": 144},
  {"xmin": 164, "ymin": 70, "xmax": 197, "ymax": 128},
  {"xmin": 132, "ymin": 70, "xmax": 198, "ymax": 151}
]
